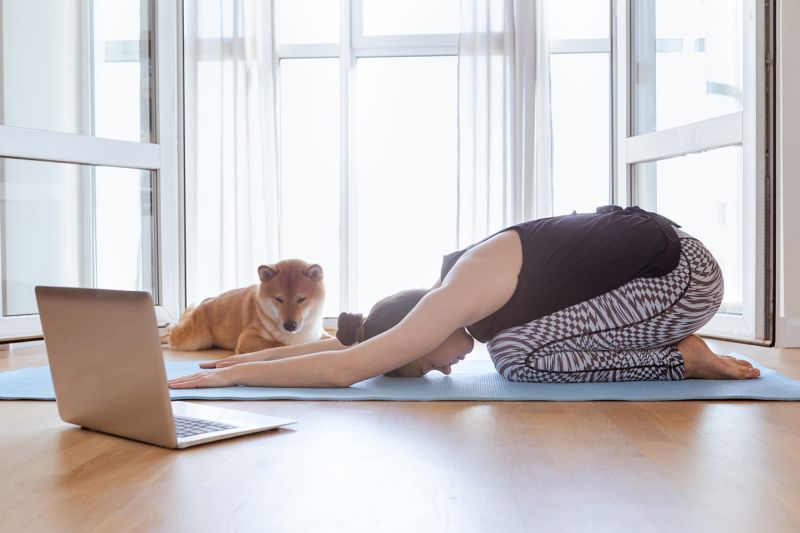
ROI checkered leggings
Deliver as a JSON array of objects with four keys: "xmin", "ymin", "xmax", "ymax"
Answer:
[{"xmin": 486, "ymin": 230, "xmax": 723, "ymax": 382}]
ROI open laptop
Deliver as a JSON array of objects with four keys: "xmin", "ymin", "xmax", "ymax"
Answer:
[{"xmin": 34, "ymin": 286, "xmax": 296, "ymax": 449}]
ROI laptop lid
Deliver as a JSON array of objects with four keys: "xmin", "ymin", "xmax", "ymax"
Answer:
[{"xmin": 35, "ymin": 286, "xmax": 177, "ymax": 448}]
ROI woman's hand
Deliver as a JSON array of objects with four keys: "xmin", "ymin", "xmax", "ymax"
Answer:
[
  {"xmin": 199, "ymin": 352, "xmax": 266, "ymax": 369},
  {"xmin": 168, "ymin": 367, "xmax": 238, "ymax": 389}
]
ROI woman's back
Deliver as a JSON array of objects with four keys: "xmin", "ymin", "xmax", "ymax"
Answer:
[{"xmin": 441, "ymin": 206, "xmax": 681, "ymax": 342}]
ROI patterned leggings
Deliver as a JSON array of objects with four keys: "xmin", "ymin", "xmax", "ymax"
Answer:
[{"xmin": 487, "ymin": 229, "xmax": 723, "ymax": 382}]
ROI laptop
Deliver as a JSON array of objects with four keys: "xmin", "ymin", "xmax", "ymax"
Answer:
[{"xmin": 34, "ymin": 286, "xmax": 296, "ymax": 449}]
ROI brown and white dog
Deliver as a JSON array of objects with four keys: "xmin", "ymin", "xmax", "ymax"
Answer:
[{"xmin": 162, "ymin": 259, "xmax": 328, "ymax": 354}]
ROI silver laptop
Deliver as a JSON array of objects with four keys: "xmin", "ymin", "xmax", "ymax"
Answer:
[{"xmin": 34, "ymin": 286, "xmax": 296, "ymax": 449}]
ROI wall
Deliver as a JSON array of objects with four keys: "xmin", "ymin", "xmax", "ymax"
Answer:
[{"xmin": 776, "ymin": 0, "xmax": 800, "ymax": 346}]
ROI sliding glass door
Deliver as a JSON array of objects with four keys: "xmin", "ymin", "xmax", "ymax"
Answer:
[
  {"xmin": 617, "ymin": 0, "xmax": 774, "ymax": 343},
  {"xmin": 0, "ymin": 0, "xmax": 181, "ymax": 342}
]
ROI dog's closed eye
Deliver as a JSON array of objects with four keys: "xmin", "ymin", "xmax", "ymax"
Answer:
[
  {"xmin": 297, "ymin": 297, "xmax": 306, "ymax": 304},
  {"xmin": 274, "ymin": 296, "xmax": 284, "ymax": 304}
]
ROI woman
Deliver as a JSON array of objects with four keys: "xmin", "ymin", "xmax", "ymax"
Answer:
[{"xmin": 169, "ymin": 205, "xmax": 760, "ymax": 390}]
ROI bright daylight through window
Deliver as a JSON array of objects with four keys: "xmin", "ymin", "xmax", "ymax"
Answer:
[
  {"xmin": 630, "ymin": 0, "xmax": 759, "ymax": 338},
  {"xmin": 0, "ymin": 0, "xmax": 156, "ymax": 318},
  {"xmin": 274, "ymin": 0, "xmax": 612, "ymax": 317},
  {"xmin": 184, "ymin": 0, "xmax": 766, "ymax": 343}
]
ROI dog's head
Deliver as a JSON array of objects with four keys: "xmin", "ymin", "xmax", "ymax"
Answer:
[{"xmin": 256, "ymin": 259, "xmax": 325, "ymax": 334}]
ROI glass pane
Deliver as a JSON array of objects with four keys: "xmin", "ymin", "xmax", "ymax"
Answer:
[
  {"xmin": 551, "ymin": 53, "xmax": 610, "ymax": 216},
  {"xmin": 548, "ymin": 0, "xmax": 610, "ymax": 40},
  {"xmin": 276, "ymin": 0, "xmax": 339, "ymax": 44},
  {"xmin": 1, "ymin": 158, "xmax": 154, "ymax": 316},
  {"xmin": 635, "ymin": 145, "xmax": 742, "ymax": 314},
  {"xmin": 633, "ymin": 0, "xmax": 743, "ymax": 134},
  {"xmin": 195, "ymin": 0, "xmax": 237, "ymax": 39},
  {"xmin": 188, "ymin": 59, "xmax": 232, "ymax": 306},
  {"xmin": 362, "ymin": 0, "xmax": 459, "ymax": 36},
  {"xmin": 356, "ymin": 56, "xmax": 457, "ymax": 311},
  {"xmin": 279, "ymin": 59, "xmax": 340, "ymax": 318},
  {"xmin": 0, "ymin": 0, "xmax": 152, "ymax": 142}
]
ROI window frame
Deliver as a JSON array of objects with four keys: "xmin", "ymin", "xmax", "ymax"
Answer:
[
  {"xmin": 273, "ymin": 0, "xmax": 461, "ymax": 316},
  {"xmin": 550, "ymin": 22, "xmax": 614, "ymax": 210},
  {"xmin": 276, "ymin": 0, "xmax": 616, "ymax": 316},
  {"xmin": 613, "ymin": 0, "xmax": 775, "ymax": 344},
  {"xmin": 0, "ymin": 0, "xmax": 182, "ymax": 342}
]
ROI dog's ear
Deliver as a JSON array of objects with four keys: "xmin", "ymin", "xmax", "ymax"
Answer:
[
  {"xmin": 305, "ymin": 263, "xmax": 323, "ymax": 281},
  {"xmin": 258, "ymin": 264, "xmax": 278, "ymax": 282}
]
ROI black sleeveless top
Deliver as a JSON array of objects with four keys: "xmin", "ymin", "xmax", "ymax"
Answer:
[{"xmin": 440, "ymin": 205, "xmax": 682, "ymax": 342}]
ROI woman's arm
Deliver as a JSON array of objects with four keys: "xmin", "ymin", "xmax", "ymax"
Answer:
[
  {"xmin": 169, "ymin": 287, "xmax": 471, "ymax": 388},
  {"xmin": 169, "ymin": 231, "xmax": 521, "ymax": 389},
  {"xmin": 170, "ymin": 285, "xmax": 487, "ymax": 389},
  {"xmin": 198, "ymin": 337, "xmax": 345, "ymax": 368}
]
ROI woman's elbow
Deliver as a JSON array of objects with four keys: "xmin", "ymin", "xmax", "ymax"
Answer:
[
  {"xmin": 324, "ymin": 347, "xmax": 381, "ymax": 387},
  {"xmin": 332, "ymin": 376, "xmax": 355, "ymax": 388},
  {"xmin": 331, "ymin": 360, "xmax": 372, "ymax": 387},
  {"xmin": 332, "ymin": 367, "xmax": 360, "ymax": 388}
]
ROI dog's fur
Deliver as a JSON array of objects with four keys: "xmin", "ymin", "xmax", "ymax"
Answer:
[{"xmin": 162, "ymin": 259, "xmax": 328, "ymax": 354}]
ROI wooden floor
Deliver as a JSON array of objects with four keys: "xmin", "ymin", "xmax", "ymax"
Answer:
[{"xmin": 1, "ymin": 340, "xmax": 799, "ymax": 533}]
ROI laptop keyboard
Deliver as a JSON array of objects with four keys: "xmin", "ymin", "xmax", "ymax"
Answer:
[{"xmin": 174, "ymin": 415, "xmax": 237, "ymax": 438}]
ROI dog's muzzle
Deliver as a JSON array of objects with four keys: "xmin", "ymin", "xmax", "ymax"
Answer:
[{"xmin": 283, "ymin": 320, "xmax": 298, "ymax": 332}]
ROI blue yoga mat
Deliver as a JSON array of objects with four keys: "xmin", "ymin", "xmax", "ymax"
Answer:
[{"xmin": 0, "ymin": 354, "xmax": 798, "ymax": 401}]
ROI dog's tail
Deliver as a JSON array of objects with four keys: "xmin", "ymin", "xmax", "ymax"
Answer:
[{"xmin": 159, "ymin": 304, "xmax": 198, "ymax": 345}]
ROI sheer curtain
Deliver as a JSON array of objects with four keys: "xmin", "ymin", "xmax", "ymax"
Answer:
[
  {"xmin": 182, "ymin": 0, "xmax": 551, "ymax": 306},
  {"xmin": 183, "ymin": 0, "xmax": 280, "ymax": 304},
  {"xmin": 457, "ymin": 0, "xmax": 552, "ymax": 247}
]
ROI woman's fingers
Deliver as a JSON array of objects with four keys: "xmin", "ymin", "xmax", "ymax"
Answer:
[
  {"xmin": 216, "ymin": 352, "xmax": 265, "ymax": 367},
  {"xmin": 198, "ymin": 349, "xmax": 277, "ymax": 369},
  {"xmin": 216, "ymin": 355, "xmax": 248, "ymax": 368},
  {"xmin": 198, "ymin": 354, "xmax": 245, "ymax": 369},
  {"xmin": 168, "ymin": 373, "xmax": 204, "ymax": 385},
  {"xmin": 168, "ymin": 379, "xmax": 201, "ymax": 388},
  {"xmin": 168, "ymin": 369, "xmax": 234, "ymax": 389},
  {"xmin": 169, "ymin": 380, "xmax": 203, "ymax": 389}
]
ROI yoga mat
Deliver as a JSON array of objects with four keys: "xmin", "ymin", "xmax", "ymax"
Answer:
[{"xmin": 0, "ymin": 354, "xmax": 798, "ymax": 401}]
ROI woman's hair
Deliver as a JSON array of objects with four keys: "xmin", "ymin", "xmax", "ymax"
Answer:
[{"xmin": 336, "ymin": 289, "xmax": 429, "ymax": 346}]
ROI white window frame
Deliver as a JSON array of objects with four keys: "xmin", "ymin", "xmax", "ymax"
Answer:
[
  {"xmin": 272, "ymin": 0, "xmax": 461, "ymax": 314},
  {"xmin": 549, "ymin": 7, "xmax": 614, "ymax": 204},
  {"xmin": 613, "ymin": 0, "xmax": 774, "ymax": 343},
  {"xmin": 277, "ymin": 1, "xmax": 617, "ymax": 315},
  {"xmin": 0, "ymin": 0, "xmax": 182, "ymax": 342}
]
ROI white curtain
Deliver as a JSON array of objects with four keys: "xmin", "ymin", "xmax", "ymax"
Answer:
[
  {"xmin": 183, "ymin": 0, "xmax": 280, "ymax": 305},
  {"xmin": 457, "ymin": 0, "xmax": 552, "ymax": 247}
]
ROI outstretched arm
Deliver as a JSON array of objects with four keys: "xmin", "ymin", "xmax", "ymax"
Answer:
[
  {"xmin": 169, "ymin": 286, "xmax": 472, "ymax": 388},
  {"xmin": 198, "ymin": 337, "xmax": 345, "ymax": 368},
  {"xmin": 168, "ymin": 230, "xmax": 521, "ymax": 389}
]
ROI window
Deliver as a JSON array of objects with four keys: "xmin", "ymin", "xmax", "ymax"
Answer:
[
  {"xmin": 0, "ymin": 0, "xmax": 181, "ymax": 341},
  {"xmin": 277, "ymin": 0, "xmax": 613, "ymax": 315},
  {"xmin": 0, "ymin": 159, "xmax": 154, "ymax": 317},
  {"xmin": 187, "ymin": 0, "xmax": 615, "ymax": 317},
  {"xmin": 549, "ymin": 0, "xmax": 612, "ymax": 216},
  {"xmin": 620, "ymin": 0, "xmax": 773, "ymax": 342},
  {"xmin": 186, "ymin": 0, "xmax": 770, "ymax": 342},
  {"xmin": 274, "ymin": 0, "xmax": 460, "ymax": 316}
]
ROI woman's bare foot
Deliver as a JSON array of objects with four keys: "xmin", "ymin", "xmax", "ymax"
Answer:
[{"xmin": 677, "ymin": 334, "xmax": 761, "ymax": 380}]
